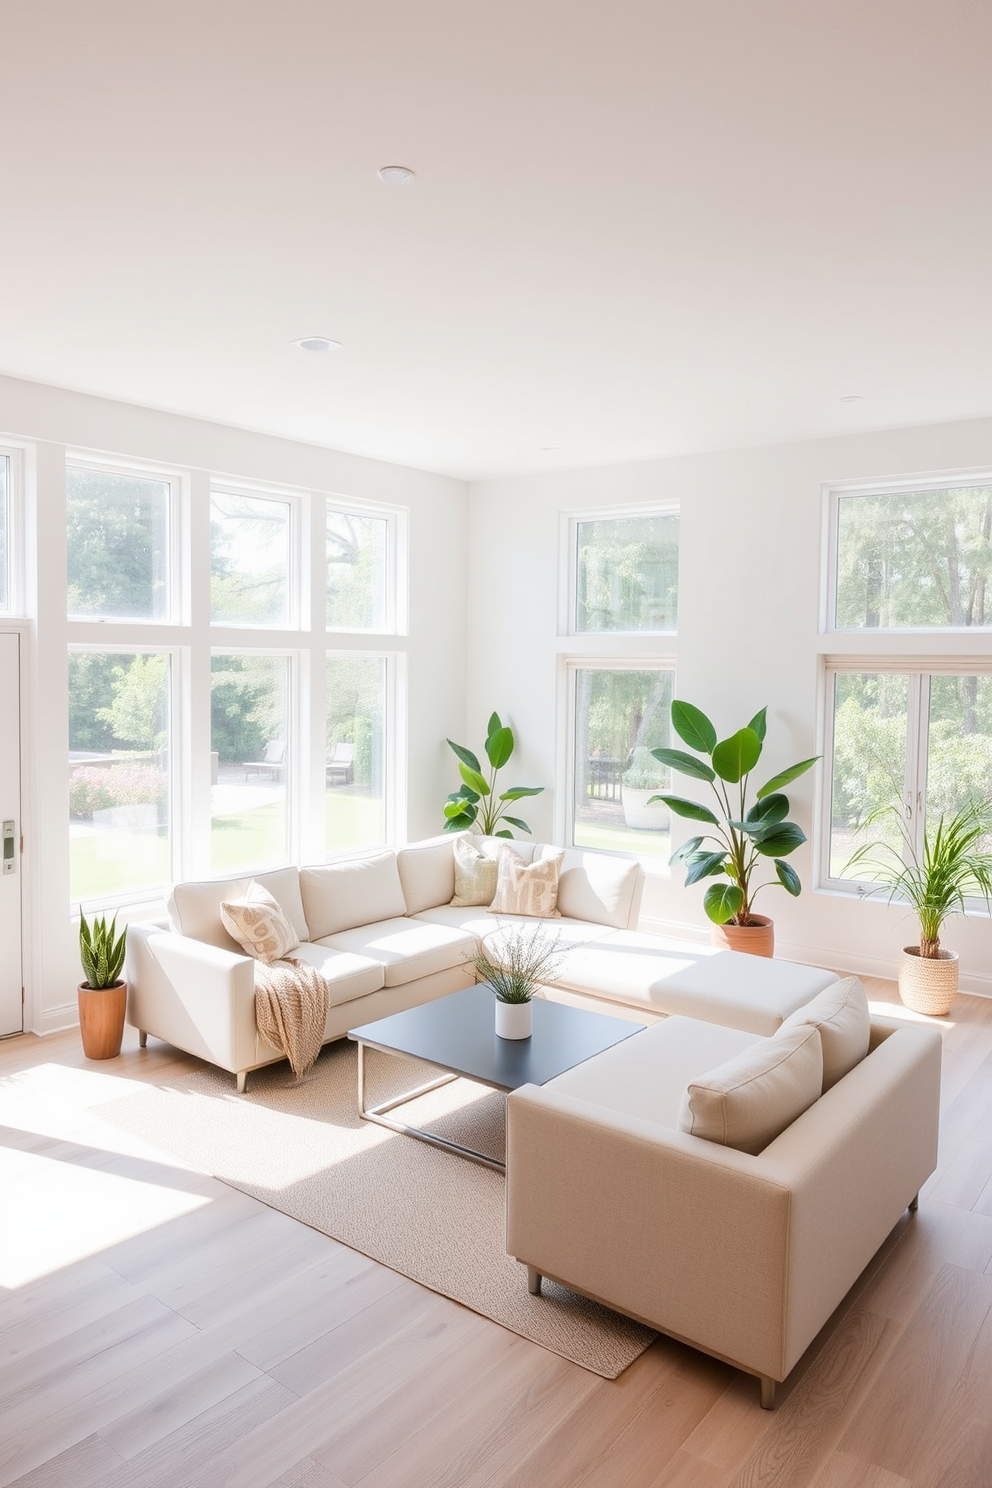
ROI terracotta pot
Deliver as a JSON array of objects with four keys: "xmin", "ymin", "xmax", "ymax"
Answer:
[
  {"xmin": 495, "ymin": 999, "xmax": 533, "ymax": 1040},
  {"xmin": 711, "ymin": 916, "xmax": 775, "ymax": 959},
  {"xmin": 898, "ymin": 947, "xmax": 958, "ymax": 1017},
  {"xmin": 78, "ymin": 980, "xmax": 127, "ymax": 1059}
]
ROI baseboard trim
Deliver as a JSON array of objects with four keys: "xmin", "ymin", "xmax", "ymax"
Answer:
[{"xmin": 34, "ymin": 1001, "xmax": 80, "ymax": 1036}]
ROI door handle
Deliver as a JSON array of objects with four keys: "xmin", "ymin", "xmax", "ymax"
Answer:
[{"xmin": 2, "ymin": 820, "xmax": 16, "ymax": 875}]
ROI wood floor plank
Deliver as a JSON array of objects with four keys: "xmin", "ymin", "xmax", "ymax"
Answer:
[
  {"xmin": 838, "ymin": 1263, "xmax": 992, "ymax": 1478},
  {"xmin": 648, "ymin": 1449, "xmax": 735, "ymax": 1488},
  {"xmin": 807, "ymin": 1451, "xmax": 911, "ymax": 1488},
  {"xmin": 6, "ymin": 1434, "xmax": 126, "ymax": 1488}
]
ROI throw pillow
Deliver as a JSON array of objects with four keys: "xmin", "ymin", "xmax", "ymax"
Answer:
[
  {"xmin": 489, "ymin": 847, "xmax": 564, "ymax": 918},
  {"xmin": 777, "ymin": 976, "xmax": 871, "ymax": 1091},
  {"xmin": 220, "ymin": 882, "xmax": 300, "ymax": 964},
  {"xmin": 451, "ymin": 834, "xmax": 504, "ymax": 907},
  {"xmin": 677, "ymin": 1022, "xmax": 823, "ymax": 1155}
]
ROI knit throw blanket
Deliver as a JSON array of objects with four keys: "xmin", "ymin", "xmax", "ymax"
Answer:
[{"xmin": 254, "ymin": 957, "xmax": 330, "ymax": 1082}]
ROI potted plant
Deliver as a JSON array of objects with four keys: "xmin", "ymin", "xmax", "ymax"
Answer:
[
  {"xmin": 78, "ymin": 910, "xmax": 128, "ymax": 1059},
  {"xmin": 472, "ymin": 922, "xmax": 565, "ymax": 1038},
  {"xmin": 843, "ymin": 800, "xmax": 992, "ymax": 1015},
  {"xmin": 443, "ymin": 711, "xmax": 544, "ymax": 837},
  {"xmin": 621, "ymin": 747, "xmax": 670, "ymax": 831},
  {"xmin": 651, "ymin": 700, "xmax": 818, "ymax": 957}
]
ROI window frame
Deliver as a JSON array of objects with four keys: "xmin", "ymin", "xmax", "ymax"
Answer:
[
  {"xmin": 0, "ymin": 441, "xmax": 24, "ymax": 617},
  {"xmin": 65, "ymin": 453, "xmax": 182, "ymax": 626},
  {"xmin": 562, "ymin": 654, "xmax": 677, "ymax": 859},
  {"xmin": 823, "ymin": 470, "xmax": 992, "ymax": 635},
  {"xmin": 561, "ymin": 502, "xmax": 680, "ymax": 638}
]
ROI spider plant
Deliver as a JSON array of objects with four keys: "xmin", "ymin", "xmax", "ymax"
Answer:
[{"xmin": 844, "ymin": 799, "xmax": 992, "ymax": 957}]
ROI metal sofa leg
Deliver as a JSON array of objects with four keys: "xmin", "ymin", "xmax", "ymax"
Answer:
[
  {"xmin": 909, "ymin": 1191, "xmax": 920, "ymax": 1213},
  {"xmin": 527, "ymin": 1265, "xmax": 542, "ymax": 1295},
  {"xmin": 760, "ymin": 1376, "xmax": 777, "ymax": 1410},
  {"xmin": 236, "ymin": 1070, "xmax": 249, "ymax": 1094},
  {"xmin": 138, "ymin": 1030, "xmax": 147, "ymax": 1048}
]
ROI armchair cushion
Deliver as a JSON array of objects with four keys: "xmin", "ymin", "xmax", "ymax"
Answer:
[
  {"xmin": 777, "ymin": 976, "xmax": 871, "ymax": 1091},
  {"xmin": 677, "ymin": 1022, "xmax": 823, "ymax": 1154}
]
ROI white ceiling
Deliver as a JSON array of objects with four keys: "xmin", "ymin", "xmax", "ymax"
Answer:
[{"xmin": 2, "ymin": 0, "xmax": 990, "ymax": 480}]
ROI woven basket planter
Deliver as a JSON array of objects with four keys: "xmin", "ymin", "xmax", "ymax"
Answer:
[{"xmin": 898, "ymin": 947, "xmax": 959, "ymax": 1017}]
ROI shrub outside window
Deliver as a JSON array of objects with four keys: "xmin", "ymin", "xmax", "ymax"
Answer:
[
  {"xmin": 574, "ymin": 511, "xmax": 679, "ymax": 633},
  {"xmin": 570, "ymin": 665, "xmax": 674, "ymax": 857},
  {"xmin": 67, "ymin": 464, "xmax": 172, "ymax": 622},
  {"xmin": 68, "ymin": 650, "xmax": 172, "ymax": 903}
]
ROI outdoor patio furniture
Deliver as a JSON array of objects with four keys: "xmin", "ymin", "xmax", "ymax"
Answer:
[
  {"xmin": 243, "ymin": 740, "xmax": 285, "ymax": 780},
  {"xmin": 326, "ymin": 742, "xmax": 355, "ymax": 786}
]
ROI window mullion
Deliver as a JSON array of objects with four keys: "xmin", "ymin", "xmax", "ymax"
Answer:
[{"xmin": 905, "ymin": 674, "xmax": 929, "ymax": 860}]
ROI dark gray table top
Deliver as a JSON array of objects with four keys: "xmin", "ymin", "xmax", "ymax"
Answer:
[{"xmin": 347, "ymin": 983, "xmax": 645, "ymax": 1091}]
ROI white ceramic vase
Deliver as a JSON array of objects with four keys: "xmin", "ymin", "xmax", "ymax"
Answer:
[{"xmin": 495, "ymin": 999, "xmax": 533, "ymax": 1039}]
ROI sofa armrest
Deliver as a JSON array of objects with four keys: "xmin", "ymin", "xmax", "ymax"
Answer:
[
  {"xmin": 126, "ymin": 922, "xmax": 258, "ymax": 1076},
  {"xmin": 506, "ymin": 1084, "xmax": 794, "ymax": 1381}
]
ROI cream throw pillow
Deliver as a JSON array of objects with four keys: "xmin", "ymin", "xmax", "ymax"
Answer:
[
  {"xmin": 489, "ymin": 847, "xmax": 564, "ymax": 918},
  {"xmin": 451, "ymin": 835, "xmax": 504, "ymax": 907},
  {"xmin": 777, "ymin": 975, "xmax": 871, "ymax": 1091},
  {"xmin": 220, "ymin": 882, "xmax": 300, "ymax": 964},
  {"xmin": 677, "ymin": 1023, "xmax": 823, "ymax": 1155}
]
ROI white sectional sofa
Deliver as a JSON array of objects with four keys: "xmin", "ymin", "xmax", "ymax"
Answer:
[{"xmin": 127, "ymin": 833, "xmax": 839, "ymax": 1091}]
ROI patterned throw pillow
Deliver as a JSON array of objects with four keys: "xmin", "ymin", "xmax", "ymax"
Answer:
[
  {"xmin": 489, "ymin": 847, "xmax": 564, "ymax": 918},
  {"xmin": 451, "ymin": 835, "xmax": 505, "ymax": 907},
  {"xmin": 220, "ymin": 882, "xmax": 300, "ymax": 963}
]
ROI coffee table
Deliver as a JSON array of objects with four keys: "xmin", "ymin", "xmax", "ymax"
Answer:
[{"xmin": 347, "ymin": 983, "xmax": 644, "ymax": 1171}]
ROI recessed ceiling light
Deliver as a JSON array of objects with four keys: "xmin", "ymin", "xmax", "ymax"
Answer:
[
  {"xmin": 378, "ymin": 165, "xmax": 416, "ymax": 184},
  {"xmin": 292, "ymin": 336, "xmax": 341, "ymax": 352},
  {"xmin": 839, "ymin": 394, "xmax": 863, "ymax": 403},
  {"xmin": 540, "ymin": 445, "xmax": 559, "ymax": 452}
]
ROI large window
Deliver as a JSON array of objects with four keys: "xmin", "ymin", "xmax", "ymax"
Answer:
[
  {"xmin": 67, "ymin": 463, "xmax": 173, "ymax": 621},
  {"xmin": 326, "ymin": 507, "xmax": 389, "ymax": 631},
  {"xmin": 210, "ymin": 654, "xmax": 290, "ymax": 873},
  {"xmin": 832, "ymin": 480, "xmax": 992, "ymax": 630},
  {"xmin": 326, "ymin": 654, "xmax": 387, "ymax": 851},
  {"xmin": 572, "ymin": 510, "xmax": 679, "ymax": 632},
  {"xmin": 570, "ymin": 665, "xmax": 674, "ymax": 857},
  {"xmin": 68, "ymin": 650, "xmax": 172, "ymax": 903}
]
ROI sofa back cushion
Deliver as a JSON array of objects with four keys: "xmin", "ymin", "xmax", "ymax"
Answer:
[
  {"xmin": 300, "ymin": 851, "xmax": 407, "ymax": 939},
  {"xmin": 778, "ymin": 975, "xmax": 871, "ymax": 1091},
  {"xmin": 677, "ymin": 1022, "xmax": 823, "ymax": 1155},
  {"xmin": 168, "ymin": 865, "xmax": 309, "ymax": 953},
  {"xmin": 396, "ymin": 837, "xmax": 456, "ymax": 914},
  {"xmin": 537, "ymin": 847, "xmax": 641, "ymax": 929}
]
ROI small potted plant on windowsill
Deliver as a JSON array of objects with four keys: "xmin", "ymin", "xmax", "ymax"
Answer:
[
  {"xmin": 78, "ymin": 910, "xmax": 128, "ymax": 1059},
  {"xmin": 472, "ymin": 922, "xmax": 565, "ymax": 1039},
  {"xmin": 844, "ymin": 800, "xmax": 992, "ymax": 1015},
  {"xmin": 621, "ymin": 747, "xmax": 670, "ymax": 831}
]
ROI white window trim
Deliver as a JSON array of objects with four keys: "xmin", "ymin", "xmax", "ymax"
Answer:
[
  {"xmin": 560, "ymin": 502, "xmax": 680, "ymax": 638},
  {"xmin": 0, "ymin": 442, "xmax": 25, "ymax": 617},
  {"xmin": 65, "ymin": 453, "xmax": 184, "ymax": 627},
  {"xmin": 822, "ymin": 469, "xmax": 992, "ymax": 636},
  {"xmin": 560, "ymin": 654, "xmax": 677, "ymax": 856}
]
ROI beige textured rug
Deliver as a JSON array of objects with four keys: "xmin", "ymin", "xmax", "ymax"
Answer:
[{"xmin": 98, "ymin": 1041, "xmax": 656, "ymax": 1378}]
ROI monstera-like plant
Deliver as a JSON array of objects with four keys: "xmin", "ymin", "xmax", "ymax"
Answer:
[
  {"xmin": 443, "ymin": 712, "xmax": 544, "ymax": 837},
  {"xmin": 651, "ymin": 700, "xmax": 818, "ymax": 927}
]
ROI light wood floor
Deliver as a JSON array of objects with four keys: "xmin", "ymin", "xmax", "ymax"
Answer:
[{"xmin": 2, "ymin": 976, "xmax": 991, "ymax": 1488}]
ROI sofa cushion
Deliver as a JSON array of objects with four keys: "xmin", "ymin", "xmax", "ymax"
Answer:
[
  {"xmin": 778, "ymin": 976, "xmax": 871, "ymax": 1091},
  {"xmin": 552, "ymin": 934, "xmax": 838, "ymax": 1034},
  {"xmin": 396, "ymin": 837, "xmax": 455, "ymax": 915},
  {"xmin": 220, "ymin": 883, "xmax": 300, "ymax": 964},
  {"xmin": 677, "ymin": 1022, "xmax": 823, "ymax": 1155},
  {"xmin": 551, "ymin": 850, "xmax": 641, "ymax": 930},
  {"xmin": 169, "ymin": 866, "xmax": 310, "ymax": 952},
  {"xmin": 285, "ymin": 942, "xmax": 386, "ymax": 1010},
  {"xmin": 412, "ymin": 905, "xmax": 615, "ymax": 946},
  {"xmin": 490, "ymin": 848, "xmax": 564, "ymax": 918},
  {"xmin": 300, "ymin": 852, "xmax": 407, "ymax": 939},
  {"xmin": 545, "ymin": 1016, "xmax": 764, "ymax": 1129},
  {"xmin": 451, "ymin": 834, "xmax": 504, "ymax": 907},
  {"xmin": 318, "ymin": 917, "xmax": 477, "ymax": 988}
]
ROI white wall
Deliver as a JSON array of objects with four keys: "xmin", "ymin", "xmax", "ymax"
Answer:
[
  {"xmin": 468, "ymin": 414, "xmax": 992, "ymax": 994},
  {"xmin": 1, "ymin": 375, "xmax": 468, "ymax": 1033}
]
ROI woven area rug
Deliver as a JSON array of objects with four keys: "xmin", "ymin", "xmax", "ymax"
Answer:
[{"xmin": 97, "ymin": 1040, "xmax": 656, "ymax": 1378}]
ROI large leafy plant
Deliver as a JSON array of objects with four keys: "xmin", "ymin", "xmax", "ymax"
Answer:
[
  {"xmin": 651, "ymin": 700, "xmax": 818, "ymax": 926},
  {"xmin": 844, "ymin": 799, "xmax": 992, "ymax": 957},
  {"xmin": 443, "ymin": 712, "xmax": 544, "ymax": 837},
  {"xmin": 79, "ymin": 910, "xmax": 127, "ymax": 989}
]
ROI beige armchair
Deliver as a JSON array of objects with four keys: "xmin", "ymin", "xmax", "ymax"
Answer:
[{"xmin": 506, "ymin": 1014, "xmax": 941, "ymax": 1407}]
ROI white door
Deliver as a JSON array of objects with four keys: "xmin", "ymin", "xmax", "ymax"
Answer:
[{"xmin": 0, "ymin": 633, "xmax": 21, "ymax": 1036}]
